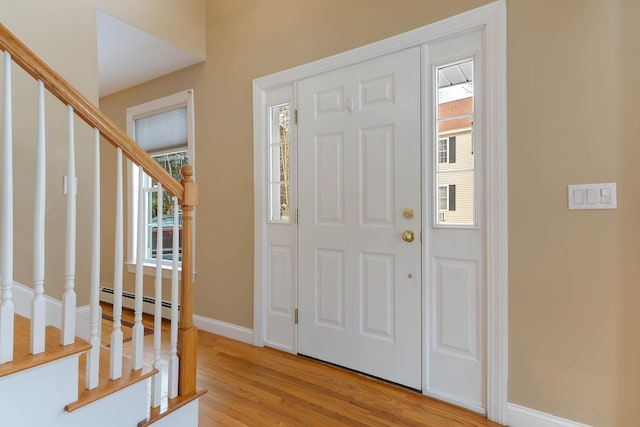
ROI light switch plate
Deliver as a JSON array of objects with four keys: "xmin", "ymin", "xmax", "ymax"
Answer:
[{"xmin": 568, "ymin": 183, "xmax": 617, "ymax": 210}]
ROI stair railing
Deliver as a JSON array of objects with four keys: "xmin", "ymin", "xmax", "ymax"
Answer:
[{"xmin": 0, "ymin": 23, "xmax": 198, "ymax": 401}]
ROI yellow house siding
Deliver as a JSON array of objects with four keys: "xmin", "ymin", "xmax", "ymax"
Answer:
[
  {"xmin": 437, "ymin": 171, "xmax": 474, "ymax": 225},
  {"xmin": 437, "ymin": 130, "xmax": 474, "ymax": 224}
]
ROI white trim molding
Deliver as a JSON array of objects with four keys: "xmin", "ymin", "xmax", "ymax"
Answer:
[
  {"xmin": 193, "ymin": 315, "xmax": 254, "ymax": 345},
  {"xmin": 13, "ymin": 281, "xmax": 93, "ymax": 340},
  {"xmin": 507, "ymin": 403, "xmax": 593, "ymax": 427},
  {"xmin": 14, "ymin": 280, "xmax": 254, "ymax": 347},
  {"xmin": 484, "ymin": 0, "xmax": 509, "ymax": 423}
]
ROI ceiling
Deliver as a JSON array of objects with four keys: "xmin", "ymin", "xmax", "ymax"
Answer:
[
  {"xmin": 96, "ymin": 11, "xmax": 204, "ymax": 97},
  {"xmin": 96, "ymin": 13, "xmax": 470, "ymax": 100}
]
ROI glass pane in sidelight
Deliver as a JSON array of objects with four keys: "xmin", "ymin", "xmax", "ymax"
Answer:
[
  {"xmin": 268, "ymin": 103, "xmax": 291, "ymax": 222},
  {"xmin": 435, "ymin": 59, "xmax": 474, "ymax": 226}
]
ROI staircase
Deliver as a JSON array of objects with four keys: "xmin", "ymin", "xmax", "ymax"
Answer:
[{"xmin": 0, "ymin": 23, "xmax": 204, "ymax": 426}]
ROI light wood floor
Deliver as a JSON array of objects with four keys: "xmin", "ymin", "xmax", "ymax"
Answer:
[
  {"xmin": 101, "ymin": 305, "xmax": 502, "ymax": 426},
  {"xmin": 196, "ymin": 331, "xmax": 502, "ymax": 426}
]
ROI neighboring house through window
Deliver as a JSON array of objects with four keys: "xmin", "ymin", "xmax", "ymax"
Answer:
[
  {"xmin": 438, "ymin": 136, "xmax": 456, "ymax": 164},
  {"xmin": 125, "ymin": 90, "xmax": 195, "ymax": 276},
  {"xmin": 438, "ymin": 184, "xmax": 456, "ymax": 211},
  {"xmin": 436, "ymin": 59, "xmax": 473, "ymax": 225}
]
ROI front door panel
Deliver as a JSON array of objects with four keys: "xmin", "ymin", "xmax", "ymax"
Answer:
[{"xmin": 297, "ymin": 47, "xmax": 422, "ymax": 389}]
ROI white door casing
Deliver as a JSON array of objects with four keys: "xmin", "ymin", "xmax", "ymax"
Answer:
[
  {"xmin": 297, "ymin": 47, "xmax": 422, "ymax": 389},
  {"xmin": 253, "ymin": 1, "xmax": 507, "ymax": 422}
]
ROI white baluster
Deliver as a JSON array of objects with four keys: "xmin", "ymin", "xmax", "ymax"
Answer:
[
  {"xmin": 0, "ymin": 51, "xmax": 14, "ymax": 363},
  {"xmin": 86, "ymin": 128, "xmax": 101, "ymax": 389},
  {"xmin": 151, "ymin": 184, "xmax": 163, "ymax": 408},
  {"xmin": 131, "ymin": 167, "xmax": 145, "ymax": 370},
  {"xmin": 168, "ymin": 196, "xmax": 179, "ymax": 399},
  {"xmin": 109, "ymin": 148, "xmax": 124, "ymax": 379},
  {"xmin": 61, "ymin": 105, "xmax": 76, "ymax": 346},
  {"xmin": 30, "ymin": 80, "xmax": 46, "ymax": 355}
]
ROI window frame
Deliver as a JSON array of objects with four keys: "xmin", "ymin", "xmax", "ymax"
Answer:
[
  {"xmin": 438, "ymin": 138, "xmax": 449, "ymax": 163},
  {"xmin": 125, "ymin": 90, "xmax": 196, "ymax": 278},
  {"xmin": 143, "ymin": 149, "xmax": 188, "ymax": 265},
  {"xmin": 438, "ymin": 136, "xmax": 457, "ymax": 164},
  {"xmin": 438, "ymin": 184, "xmax": 457, "ymax": 212},
  {"xmin": 438, "ymin": 185, "xmax": 449, "ymax": 211}
]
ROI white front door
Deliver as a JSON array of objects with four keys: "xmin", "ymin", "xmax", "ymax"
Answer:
[
  {"xmin": 297, "ymin": 47, "xmax": 422, "ymax": 389},
  {"xmin": 256, "ymin": 7, "xmax": 507, "ymax": 418}
]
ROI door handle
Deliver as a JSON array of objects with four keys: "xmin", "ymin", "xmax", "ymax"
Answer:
[{"xmin": 402, "ymin": 230, "xmax": 415, "ymax": 243}]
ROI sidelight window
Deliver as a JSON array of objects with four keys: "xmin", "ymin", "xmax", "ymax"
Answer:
[
  {"xmin": 268, "ymin": 103, "xmax": 291, "ymax": 222},
  {"xmin": 435, "ymin": 59, "xmax": 474, "ymax": 225}
]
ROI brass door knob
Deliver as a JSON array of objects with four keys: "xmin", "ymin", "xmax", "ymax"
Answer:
[{"xmin": 402, "ymin": 230, "xmax": 415, "ymax": 243}]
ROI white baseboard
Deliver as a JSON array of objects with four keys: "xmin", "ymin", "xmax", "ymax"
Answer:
[
  {"xmin": 14, "ymin": 281, "xmax": 65, "ymax": 328},
  {"xmin": 13, "ymin": 281, "xmax": 93, "ymax": 339},
  {"xmin": 193, "ymin": 314, "xmax": 253, "ymax": 344},
  {"xmin": 13, "ymin": 281, "xmax": 34, "ymax": 319},
  {"xmin": 507, "ymin": 403, "xmax": 592, "ymax": 427},
  {"xmin": 14, "ymin": 281, "xmax": 254, "ymax": 346}
]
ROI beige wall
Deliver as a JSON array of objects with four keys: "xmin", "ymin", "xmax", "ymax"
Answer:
[
  {"xmin": 507, "ymin": 2, "xmax": 628, "ymax": 425},
  {"xmin": 98, "ymin": 66, "xmax": 207, "ymax": 305},
  {"xmin": 98, "ymin": 1, "xmax": 639, "ymax": 426},
  {"xmin": 1, "ymin": 0, "xmax": 100, "ymax": 305},
  {"xmin": 619, "ymin": 1, "xmax": 640, "ymax": 425}
]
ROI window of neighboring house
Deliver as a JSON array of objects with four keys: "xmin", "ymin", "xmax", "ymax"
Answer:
[
  {"xmin": 438, "ymin": 137, "xmax": 456, "ymax": 164},
  {"xmin": 125, "ymin": 90, "xmax": 195, "ymax": 276},
  {"xmin": 438, "ymin": 184, "xmax": 456, "ymax": 211}
]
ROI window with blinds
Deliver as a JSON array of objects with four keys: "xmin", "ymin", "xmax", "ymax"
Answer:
[{"xmin": 125, "ymin": 90, "xmax": 195, "ymax": 272}]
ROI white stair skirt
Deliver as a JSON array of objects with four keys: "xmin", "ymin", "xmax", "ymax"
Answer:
[{"xmin": 0, "ymin": 354, "xmax": 150, "ymax": 427}]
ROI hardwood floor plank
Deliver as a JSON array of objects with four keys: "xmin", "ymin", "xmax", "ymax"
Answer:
[
  {"xmin": 100, "ymin": 304, "xmax": 500, "ymax": 426},
  {"xmin": 212, "ymin": 353, "xmax": 390, "ymax": 426},
  {"xmin": 195, "ymin": 330, "xmax": 503, "ymax": 427}
]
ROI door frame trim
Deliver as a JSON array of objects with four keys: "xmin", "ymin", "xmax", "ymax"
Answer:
[{"xmin": 252, "ymin": 1, "xmax": 507, "ymax": 423}]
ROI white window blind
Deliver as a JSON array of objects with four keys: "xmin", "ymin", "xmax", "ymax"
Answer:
[{"xmin": 134, "ymin": 107, "xmax": 188, "ymax": 153}]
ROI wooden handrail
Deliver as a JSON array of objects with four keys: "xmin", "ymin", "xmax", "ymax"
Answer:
[
  {"xmin": 0, "ymin": 23, "xmax": 183, "ymax": 201},
  {"xmin": 0, "ymin": 21, "xmax": 200, "ymax": 400}
]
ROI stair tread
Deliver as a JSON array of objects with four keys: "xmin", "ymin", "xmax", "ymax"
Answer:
[
  {"xmin": 0, "ymin": 315, "xmax": 90, "ymax": 379},
  {"xmin": 65, "ymin": 345, "xmax": 158, "ymax": 412},
  {"xmin": 138, "ymin": 389, "xmax": 207, "ymax": 427}
]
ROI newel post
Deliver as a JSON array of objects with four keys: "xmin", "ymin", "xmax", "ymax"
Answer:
[{"xmin": 178, "ymin": 164, "xmax": 198, "ymax": 396}]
